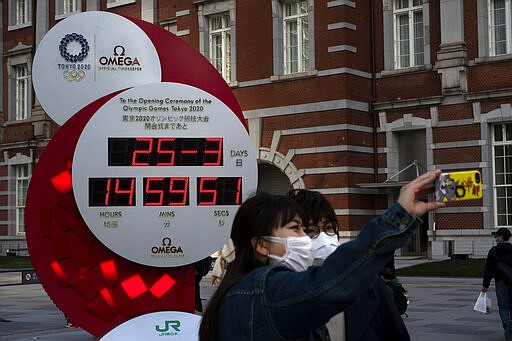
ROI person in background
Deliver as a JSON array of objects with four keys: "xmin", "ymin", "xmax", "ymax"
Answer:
[
  {"xmin": 199, "ymin": 170, "xmax": 445, "ymax": 340},
  {"xmin": 380, "ymin": 266, "xmax": 409, "ymax": 316},
  {"xmin": 288, "ymin": 189, "xmax": 410, "ymax": 341},
  {"xmin": 195, "ymin": 256, "xmax": 212, "ymax": 313},
  {"xmin": 65, "ymin": 315, "xmax": 77, "ymax": 328},
  {"xmin": 211, "ymin": 239, "xmax": 235, "ymax": 286},
  {"xmin": 483, "ymin": 227, "xmax": 512, "ymax": 340}
]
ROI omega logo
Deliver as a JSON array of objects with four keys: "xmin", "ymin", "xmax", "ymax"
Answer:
[
  {"xmin": 151, "ymin": 237, "xmax": 184, "ymax": 255},
  {"xmin": 113, "ymin": 45, "xmax": 126, "ymax": 56},
  {"xmin": 99, "ymin": 45, "xmax": 141, "ymax": 67}
]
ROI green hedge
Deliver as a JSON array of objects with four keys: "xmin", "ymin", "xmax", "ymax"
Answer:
[
  {"xmin": 397, "ymin": 258, "xmax": 486, "ymax": 278},
  {"xmin": 0, "ymin": 256, "xmax": 32, "ymax": 269}
]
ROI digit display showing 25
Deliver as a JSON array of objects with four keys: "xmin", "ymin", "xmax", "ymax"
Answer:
[{"xmin": 108, "ymin": 137, "xmax": 222, "ymax": 166}]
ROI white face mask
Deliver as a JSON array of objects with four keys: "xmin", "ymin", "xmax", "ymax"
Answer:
[
  {"xmin": 311, "ymin": 232, "xmax": 339, "ymax": 260},
  {"xmin": 263, "ymin": 235, "xmax": 314, "ymax": 272}
]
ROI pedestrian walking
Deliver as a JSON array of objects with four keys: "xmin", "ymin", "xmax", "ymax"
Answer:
[{"xmin": 483, "ymin": 227, "xmax": 512, "ymax": 340}]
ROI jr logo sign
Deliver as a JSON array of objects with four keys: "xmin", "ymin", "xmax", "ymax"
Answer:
[
  {"xmin": 155, "ymin": 320, "xmax": 181, "ymax": 336},
  {"xmin": 98, "ymin": 312, "xmax": 200, "ymax": 340}
]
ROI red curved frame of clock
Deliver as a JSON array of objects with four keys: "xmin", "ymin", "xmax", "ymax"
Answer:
[{"xmin": 25, "ymin": 92, "xmax": 196, "ymax": 337}]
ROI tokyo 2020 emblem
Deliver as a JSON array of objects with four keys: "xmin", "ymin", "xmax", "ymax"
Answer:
[{"xmin": 59, "ymin": 33, "xmax": 89, "ymax": 62}]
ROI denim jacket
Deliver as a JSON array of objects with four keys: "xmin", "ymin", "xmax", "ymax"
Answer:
[{"xmin": 216, "ymin": 202, "xmax": 420, "ymax": 340}]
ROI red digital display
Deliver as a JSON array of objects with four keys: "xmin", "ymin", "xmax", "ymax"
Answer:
[
  {"xmin": 89, "ymin": 178, "xmax": 136, "ymax": 206},
  {"xmin": 89, "ymin": 177, "xmax": 242, "ymax": 207},
  {"xmin": 197, "ymin": 177, "xmax": 242, "ymax": 206},
  {"xmin": 143, "ymin": 177, "xmax": 189, "ymax": 206},
  {"xmin": 108, "ymin": 137, "xmax": 223, "ymax": 166}
]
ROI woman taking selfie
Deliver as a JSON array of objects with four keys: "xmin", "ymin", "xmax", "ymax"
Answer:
[
  {"xmin": 287, "ymin": 188, "xmax": 410, "ymax": 340},
  {"xmin": 199, "ymin": 170, "xmax": 444, "ymax": 340}
]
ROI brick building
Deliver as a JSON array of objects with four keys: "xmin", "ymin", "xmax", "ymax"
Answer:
[{"xmin": 0, "ymin": 0, "xmax": 510, "ymax": 258}]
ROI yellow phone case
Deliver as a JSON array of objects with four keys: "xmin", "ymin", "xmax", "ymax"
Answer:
[{"xmin": 435, "ymin": 170, "xmax": 483, "ymax": 202}]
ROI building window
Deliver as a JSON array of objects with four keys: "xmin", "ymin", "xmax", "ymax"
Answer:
[
  {"xmin": 282, "ymin": 0, "xmax": 309, "ymax": 74},
  {"xmin": 271, "ymin": 0, "xmax": 314, "ymax": 77},
  {"xmin": 489, "ymin": 0, "xmax": 512, "ymax": 56},
  {"xmin": 493, "ymin": 123, "xmax": 512, "ymax": 227},
  {"xmin": 209, "ymin": 13, "xmax": 231, "ymax": 83},
  {"xmin": 393, "ymin": 0, "xmax": 424, "ymax": 69},
  {"xmin": 15, "ymin": 65, "xmax": 29, "ymax": 120},
  {"xmin": 55, "ymin": 0, "xmax": 80, "ymax": 18},
  {"xmin": 106, "ymin": 0, "xmax": 136, "ymax": 9},
  {"xmin": 15, "ymin": 165, "xmax": 29, "ymax": 235},
  {"xmin": 16, "ymin": 0, "xmax": 29, "ymax": 25},
  {"xmin": 197, "ymin": 1, "xmax": 236, "ymax": 84},
  {"xmin": 9, "ymin": 0, "xmax": 31, "ymax": 29},
  {"xmin": 161, "ymin": 21, "xmax": 178, "ymax": 35}
]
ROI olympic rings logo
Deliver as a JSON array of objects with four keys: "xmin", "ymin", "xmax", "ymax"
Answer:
[
  {"xmin": 59, "ymin": 33, "xmax": 89, "ymax": 62},
  {"xmin": 63, "ymin": 69, "xmax": 86, "ymax": 82}
]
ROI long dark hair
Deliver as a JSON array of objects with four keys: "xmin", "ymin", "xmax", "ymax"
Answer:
[{"xmin": 199, "ymin": 193, "xmax": 303, "ymax": 340}]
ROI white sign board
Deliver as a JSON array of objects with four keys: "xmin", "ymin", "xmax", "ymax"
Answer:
[
  {"xmin": 72, "ymin": 82, "xmax": 258, "ymax": 267},
  {"xmin": 33, "ymin": 11, "xmax": 161, "ymax": 125}
]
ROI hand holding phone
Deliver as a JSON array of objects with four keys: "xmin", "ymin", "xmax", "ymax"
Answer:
[{"xmin": 435, "ymin": 170, "xmax": 482, "ymax": 202}]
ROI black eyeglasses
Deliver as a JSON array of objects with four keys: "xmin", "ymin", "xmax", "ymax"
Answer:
[{"xmin": 304, "ymin": 222, "xmax": 338, "ymax": 239}]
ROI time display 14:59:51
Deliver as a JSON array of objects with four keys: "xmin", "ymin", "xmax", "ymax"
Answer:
[{"xmin": 88, "ymin": 177, "xmax": 242, "ymax": 207}]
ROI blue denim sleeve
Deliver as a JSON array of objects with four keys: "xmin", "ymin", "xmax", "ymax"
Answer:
[{"xmin": 260, "ymin": 202, "xmax": 420, "ymax": 339}]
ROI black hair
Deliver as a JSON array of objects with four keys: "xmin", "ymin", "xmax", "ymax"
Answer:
[
  {"xmin": 379, "ymin": 266, "xmax": 396, "ymax": 280},
  {"xmin": 199, "ymin": 193, "xmax": 304, "ymax": 340},
  {"xmin": 497, "ymin": 228, "xmax": 512, "ymax": 241},
  {"xmin": 286, "ymin": 189, "xmax": 337, "ymax": 232}
]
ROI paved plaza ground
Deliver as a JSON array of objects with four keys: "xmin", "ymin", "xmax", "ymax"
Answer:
[{"xmin": 0, "ymin": 261, "xmax": 506, "ymax": 340}]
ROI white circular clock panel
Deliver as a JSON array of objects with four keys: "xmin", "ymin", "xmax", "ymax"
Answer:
[
  {"xmin": 32, "ymin": 11, "xmax": 161, "ymax": 125},
  {"xmin": 72, "ymin": 82, "xmax": 257, "ymax": 267}
]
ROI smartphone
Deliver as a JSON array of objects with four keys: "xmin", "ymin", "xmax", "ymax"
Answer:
[{"xmin": 435, "ymin": 170, "xmax": 482, "ymax": 202}]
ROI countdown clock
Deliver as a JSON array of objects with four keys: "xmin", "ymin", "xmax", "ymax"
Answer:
[
  {"xmin": 72, "ymin": 82, "xmax": 258, "ymax": 267},
  {"xmin": 27, "ymin": 11, "xmax": 257, "ymax": 337}
]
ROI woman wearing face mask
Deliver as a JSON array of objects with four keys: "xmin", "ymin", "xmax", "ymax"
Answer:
[
  {"xmin": 285, "ymin": 189, "xmax": 340, "ymax": 264},
  {"xmin": 199, "ymin": 170, "xmax": 445, "ymax": 341},
  {"xmin": 288, "ymin": 189, "xmax": 410, "ymax": 341}
]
